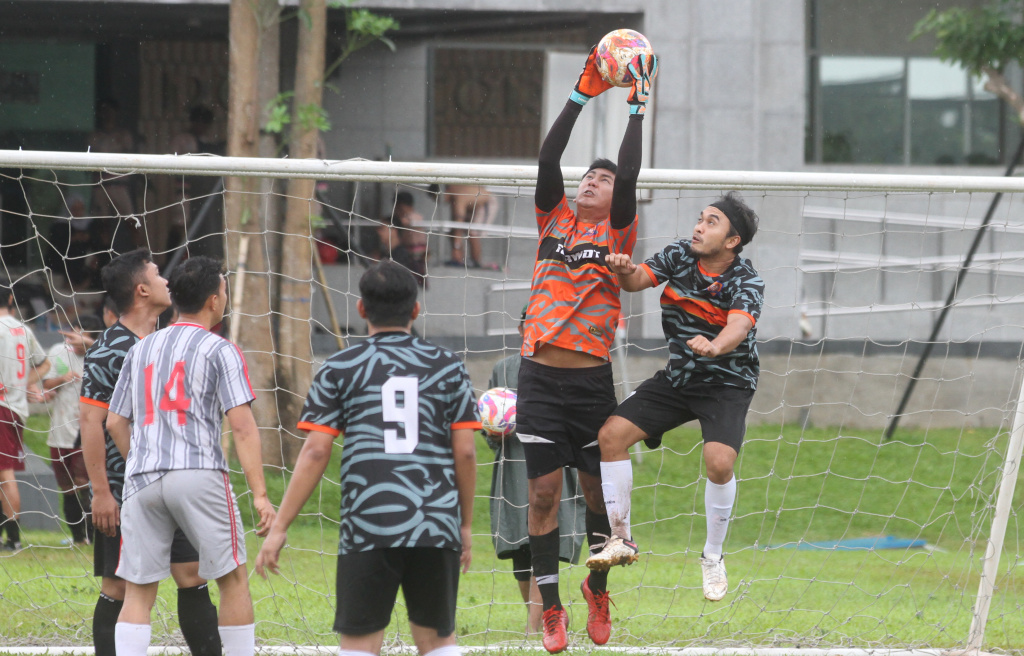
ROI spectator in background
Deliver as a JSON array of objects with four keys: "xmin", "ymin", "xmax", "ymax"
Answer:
[
  {"xmin": 42, "ymin": 315, "xmax": 103, "ymax": 546},
  {"xmin": 444, "ymin": 185, "xmax": 500, "ymax": 270},
  {"xmin": 164, "ymin": 105, "xmax": 219, "ymax": 261},
  {"xmin": 485, "ymin": 305, "xmax": 586, "ymax": 634},
  {"xmin": 47, "ymin": 194, "xmax": 103, "ymax": 292},
  {"xmin": 88, "ymin": 99, "xmax": 139, "ymax": 255},
  {"xmin": 392, "ymin": 192, "xmax": 428, "ymax": 286}
]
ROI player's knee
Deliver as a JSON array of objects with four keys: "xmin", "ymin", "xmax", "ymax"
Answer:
[
  {"xmin": 705, "ymin": 462, "xmax": 734, "ymax": 485},
  {"xmin": 597, "ymin": 418, "xmax": 631, "ymax": 456},
  {"xmin": 170, "ymin": 561, "xmax": 205, "ymax": 588},
  {"xmin": 529, "ymin": 484, "xmax": 559, "ymax": 515}
]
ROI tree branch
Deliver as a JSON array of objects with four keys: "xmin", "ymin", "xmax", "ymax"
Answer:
[{"xmin": 983, "ymin": 65, "xmax": 1024, "ymax": 122}]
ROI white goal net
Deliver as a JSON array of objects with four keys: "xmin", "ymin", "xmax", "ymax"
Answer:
[{"xmin": 0, "ymin": 150, "xmax": 1022, "ymax": 655}]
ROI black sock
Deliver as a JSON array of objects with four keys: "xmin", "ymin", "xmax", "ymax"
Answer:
[
  {"xmin": 64, "ymin": 493, "xmax": 86, "ymax": 543},
  {"xmin": 93, "ymin": 593, "xmax": 123, "ymax": 656},
  {"xmin": 0, "ymin": 510, "xmax": 7, "ymax": 540},
  {"xmin": 586, "ymin": 508, "xmax": 610, "ymax": 593},
  {"xmin": 178, "ymin": 583, "xmax": 221, "ymax": 656},
  {"xmin": 5, "ymin": 518, "xmax": 20, "ymax": 545},
  {"xmin": 530, "ymin": 528, "xmax": 561, "ymax": 611}
]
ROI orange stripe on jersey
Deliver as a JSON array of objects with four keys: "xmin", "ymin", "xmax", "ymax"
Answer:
[
  {"xmin": 297, "ymin": 421, "xmax": 340, "ymax": 437},
  {"xmin": 80, "ymin": 396, "xmax": 110, "ymax": 409},
  {"xmin": 639, "ymin": 263, "xmax": 659, "ymax": 287},
  {"xmin": 452, "ymin": 421, "xmax": 482, "ymax": 430},
  {"xmin": 729, "ymin": 309, "xmax": 757, "ymax": 327},
  {"xmin": 662, "ymin": 287, "xmax": 728, "ymax": 326}
]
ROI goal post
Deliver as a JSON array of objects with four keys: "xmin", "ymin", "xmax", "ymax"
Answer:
[{"xmin": 0, "ymin": 149, "xmax": 1022, "ymax": 654}]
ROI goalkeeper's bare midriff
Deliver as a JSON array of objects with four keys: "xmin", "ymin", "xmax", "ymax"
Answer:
[{"xmin": 528, "ymin": 342, "xmax": 608, "ymax": 369}]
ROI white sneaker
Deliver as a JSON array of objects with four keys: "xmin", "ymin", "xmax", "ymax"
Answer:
[
  {"xmin": 700, "ymin": 554, "xmax": 727, "ymax": 601},
  {"xmin": 585, "ymin": 536, "xmax": 639, "ymax": 572}
]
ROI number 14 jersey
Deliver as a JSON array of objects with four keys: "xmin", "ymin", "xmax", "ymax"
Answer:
[
  {"xmin": 108, "ymin": 322, "xmax": 256, "ymax": 501},
  {"xmin": 298, "ymin": 331, "xmax": 481, "ymax": 555}
]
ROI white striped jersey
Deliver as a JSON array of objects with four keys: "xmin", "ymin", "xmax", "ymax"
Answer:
[
  {"xmin": 0, "ymin": 314, "xmax": 47, "ymax": 421},
  {"xmin": 299, "ymin": 331, "xmax": 481, "ymax": 555},
  {"xmin": 108, "ymin": 323, "xmax": 255, "ymax": 500}
]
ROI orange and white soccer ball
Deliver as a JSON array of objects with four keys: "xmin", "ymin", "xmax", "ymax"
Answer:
[
  {"xmin": 478, "ymin": 387, "xmax": 517, "ymax": 438},
  {"xmin": 595, "ymin": 29, "xmax": 654, "ymax": 88}
]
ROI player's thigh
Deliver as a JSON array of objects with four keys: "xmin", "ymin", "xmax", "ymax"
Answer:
[
  {"xmin": 517, "ymin": 360, "xmax": 576, "ymax": 478},
  {"xmin": 50, "ymin": 447, "xmax": 75, "ymax": 492},
  {"xmin": 334, "ymin": 550, "xmax": 403, "ymax": 636},
  {"xmin": 401, "ymin": 548, "xmax": 460, "ymax": 638},
  {"xmin": 94, "ymin": 527, "xmax": 124, "ymax": 580},
  {"xmin": 556, "ymin": 362, "xmax": 616, "ymax": 478},
  {"xmin": 613, "ymin": 371, "xmax": 700, "ymax": 441},
  {"xmin": 162, "ymin": 469, "xmax": 244, "ymax": 582},
  {"xmin": 117, "ymin": 482, "xmax": 176, "ymax": 584},
  {"xmin": 0, "ymin": 410, "xmax": 25, "ymax": 473},
  {"xmin": 692, "ymin": 384, "xmax": 755, "ymax": 454}
]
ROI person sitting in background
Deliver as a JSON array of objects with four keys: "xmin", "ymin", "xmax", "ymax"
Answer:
[
  {"xmin": 444, "ymin": 185, "xmax": 500, "ymax": 270},
  {"xmin": 485, "ymin": 305, "xmax": 586, "ymax": 634}
]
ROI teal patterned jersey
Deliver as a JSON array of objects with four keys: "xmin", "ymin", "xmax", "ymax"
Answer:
[
  {"xmin": 639, "ymin": 239, "xmax": 765, "ymax": 390},
  {"xmin": 298, "ymin": 331, "xmax": 481, "ymax": 555}
]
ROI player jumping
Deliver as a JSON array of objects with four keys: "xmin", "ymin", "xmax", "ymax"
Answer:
[
  {"xmin": 586, "ymin": 193, "xmax": 763, "ymax": 603},
  {"xmin": 518, "ymin": 47, "xmax": 656, "ymax": 652}
]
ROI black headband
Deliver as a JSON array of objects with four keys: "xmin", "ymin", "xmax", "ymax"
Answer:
[{"xmin": 710, "ymin": 200, "xmax": 752, "ymax": 246}]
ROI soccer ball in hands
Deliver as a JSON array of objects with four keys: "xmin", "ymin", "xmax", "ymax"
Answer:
[
  {"xmin": 595, "ymin": 29, "xmax": 654, "ymax": 88},
  {"xmin": 478, "ymin": 387, "xmax": 517, "ymax": 438}
]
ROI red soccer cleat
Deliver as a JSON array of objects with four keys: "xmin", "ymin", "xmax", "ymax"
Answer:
[
  {"xmin": 541, "ymin": 606, "xmax": 569, "ymax": 653},
  {"xmin": 581, "ymin": 574, "xmax": 613, "ymax": 645}
]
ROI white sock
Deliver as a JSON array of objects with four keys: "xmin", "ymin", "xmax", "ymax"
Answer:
[
  {"xmin": 600, "ymin": 459, "xmax": 633, "ymax": 540},
  {"xmin": 219, "ymin": 624, "xmax": 256, "ymax": 656},
  {"xmin": 703, "ymin": 476, "xmax": 736, "ymax": 560},
  {"xmin": 423, "ymin": 646, "xmax": 461, "ymax": 656},
  {"xmin": 114, "ymin": 622, "xmax": 151, "ymax": 656}
]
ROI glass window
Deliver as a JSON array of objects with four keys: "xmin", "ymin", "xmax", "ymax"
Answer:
[
  {"xmin": 809, "ymin": 56, "xmax": 1004, "ymax": 165},
  {"xmin": 819, "ymin": 57, "xmax": 905, "ymax": 164}
]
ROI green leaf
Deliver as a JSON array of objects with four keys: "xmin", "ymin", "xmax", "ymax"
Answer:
[{"xmin": 298, "ymin": 7, "xmax": 313, "ymax": 31}]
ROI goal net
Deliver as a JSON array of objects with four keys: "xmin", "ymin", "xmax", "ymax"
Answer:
[{"xmin": 0, "ymin": 150, "xmax": 1022, "ymax": 655}]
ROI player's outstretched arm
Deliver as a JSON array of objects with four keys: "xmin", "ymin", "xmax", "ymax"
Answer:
[
  {"xmin": 105, "ymin": 411, "xmax": 130, "ymax": 458},
  {"xmin": 25, "ymin": 358, "xmax": 50, "ymax": 388},
  {"xmin": 226, "ymin": 404, "xmax": 275, "ymax": 537},
  {"xmin": 606, "ymin": 253, "xmax": 655, "ymax": 292},
  {"xmin": 79, "ymin": 401, "xmax": 119, "ymax": 537},
  {"xmin": 610, "ymin": 53, "xmax": 658, "ymax": 230},
  {"xmin": 536, "ymin": 48, "xmax": 610, "ymax": 213},
  {"xmin": 451, "ymin": 427, "xmax": 477, "ymax": 573},
  {"xmin": 254, "ymin": 428, "xmax": 334, "ymax": 578},
  {"xmin": 687, "ymin": 313, "xmax": 754, "ymax": 358}
]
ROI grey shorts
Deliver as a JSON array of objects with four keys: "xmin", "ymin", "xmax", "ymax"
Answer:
[{"xmin": 116, "ymin": 469, "xmax": 246, "ymax": 584}]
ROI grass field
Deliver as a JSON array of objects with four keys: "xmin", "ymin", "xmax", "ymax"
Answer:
[{"xmin": 2, "ymin": 417, "xmax": 1023, "ymax": 651}]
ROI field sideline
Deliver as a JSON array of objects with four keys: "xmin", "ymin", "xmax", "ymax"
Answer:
[{"xmin": 2, "ymin": 418, "xmax": 1022, "ymax": 651}]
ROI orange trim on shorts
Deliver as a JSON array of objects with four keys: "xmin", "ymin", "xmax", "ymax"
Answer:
[
  {"xmin": 297, "ymin": 421, "xmax": 341, "ymax": 437},
  {"xmin": 452, "ymin": 421, "xmax": 483, "ymax": 430},
  {"xmin": 80, "ymin": 396, "xmax": 110, "ymax": 409}
]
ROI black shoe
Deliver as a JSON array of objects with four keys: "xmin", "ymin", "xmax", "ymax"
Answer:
[
  {"xmin": 2, "ymin": 540, "xmax": 23, "ymax": 552},
  {"xmin": 643, "ymin": 433, "xmax": 663, "ymax": 449}
]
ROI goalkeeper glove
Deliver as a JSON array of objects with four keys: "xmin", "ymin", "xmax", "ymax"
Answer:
[
  {"xmin": 627, "ymin": 53, "xmax": 658, "ymax": 115},
  {"xmin": 570, "ymin": 45, "xmax": 613, "ymax": 106}
]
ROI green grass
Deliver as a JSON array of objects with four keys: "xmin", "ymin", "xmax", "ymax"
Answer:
[{"xmin": 3, "ymin": 420, "xmax": 1023, "ymax": 650}]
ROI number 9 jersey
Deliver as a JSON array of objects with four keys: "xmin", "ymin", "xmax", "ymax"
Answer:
[
  {"xmin": 0, "ymin": 314, "xmax": 47, "ymax": 422},
  {"xmin": 297, "ymin": 331, "xmax": 481, "ymax": 555}
]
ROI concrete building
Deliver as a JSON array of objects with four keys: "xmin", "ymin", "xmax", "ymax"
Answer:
[{"xmin": 2, "ymin": 0, "xmax": 1023, "ymax": 430}]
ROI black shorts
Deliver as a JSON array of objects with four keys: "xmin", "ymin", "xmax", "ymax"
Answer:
[
  {"xmin": 508, "ymin": 546, "xmax": 532, "ymax": 583},
  {"xmin": 613, "ymin": 371, "xmax": 755, "ymax": 453},
  {"xmin": 516, "ymin": 358, "xmax": 616, "ymax": 479},
  {"xmin": 94, "ymin": 525, "xmax": 200, "ymax": 579},
  {"xmin": 334, "ymin": 548, "xmax": 460, "ymax": 637}
]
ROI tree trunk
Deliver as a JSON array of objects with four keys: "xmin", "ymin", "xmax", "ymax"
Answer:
[
  {"xmin": 277, "ymin": 0, "xmax": 327, "ymax": 464},
  {"xmin": 226, "ymin": 0, "xmax": 284, "ymax": 468}
]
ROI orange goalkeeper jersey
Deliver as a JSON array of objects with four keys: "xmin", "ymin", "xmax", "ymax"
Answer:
[{"xmin": 521, "ymin": 195, "xmax": 637, "ymax": 360}]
